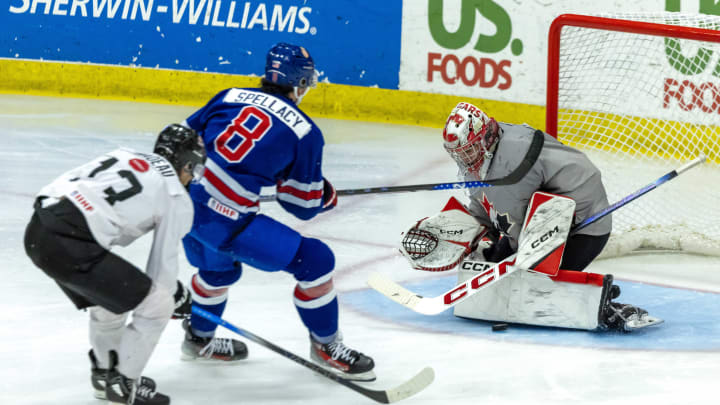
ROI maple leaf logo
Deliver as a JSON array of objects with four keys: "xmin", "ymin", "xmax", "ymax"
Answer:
[{"xmin": 480, "ymin": 193, "xmax": 514, "ymax": 235}]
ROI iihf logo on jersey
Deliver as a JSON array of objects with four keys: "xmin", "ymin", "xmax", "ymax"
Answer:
[
  {"xmin": 70, "ymin": 190, "xmax": 94, "ymax": 212},
  {"xmin": 480, "ymin": 193, "xmax": 513, "ymax": 235}
]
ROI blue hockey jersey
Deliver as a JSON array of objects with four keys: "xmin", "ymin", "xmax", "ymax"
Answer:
[{"xmin": 184, "ymin": 87, "xmax": 327, "ymax": 225}]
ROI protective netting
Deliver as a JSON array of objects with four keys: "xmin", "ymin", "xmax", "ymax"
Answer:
[{"xmin": 549, "ymin": 12, "xmax": 720, "ymax": 257}]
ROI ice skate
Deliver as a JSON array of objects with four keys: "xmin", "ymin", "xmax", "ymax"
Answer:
[
  {"xmin": 106, "ymin": 370, "xmax": 169, "ymax": 405},
  {"xmin": 599, "ymin": 275, "xmax": 663, "ymax": 332},
  {"xmin": 181, "ymin": 319, "xmax": 248, "ymax": 362},
  {"xmin": 310, "ymin": 334, "xmax": 376, "ymax": 381},
  {"xmin": 105, "ymin": 351, "xmax": 169, "ymax": 405},
  {"xmin": 89, "ymin": 349, "xmax": 155, "ymax": 400}
]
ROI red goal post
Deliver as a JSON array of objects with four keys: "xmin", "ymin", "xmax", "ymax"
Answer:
[{"xmin": 544, "ymin": 13, "xmax": 720, "ymax": 257}]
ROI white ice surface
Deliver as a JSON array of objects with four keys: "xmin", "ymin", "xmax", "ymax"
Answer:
[{"xmin": 1, "ymin": 95, "xmax": 719, "ymax": 405}]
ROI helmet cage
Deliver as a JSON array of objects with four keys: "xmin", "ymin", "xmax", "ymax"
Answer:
[{"xmin": 445, "ymin": 136, "xmax": 488, "ymax": 174}]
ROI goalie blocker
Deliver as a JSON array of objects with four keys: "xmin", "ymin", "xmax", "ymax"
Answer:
[{"xmin": 400, "ymin": 193, "xmax": 662, "ymax": 331}]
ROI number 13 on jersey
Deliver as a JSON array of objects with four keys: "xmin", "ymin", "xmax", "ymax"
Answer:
[{"xmin": 215, "ymin": 106, "xmax": 273, "ymax": 163}]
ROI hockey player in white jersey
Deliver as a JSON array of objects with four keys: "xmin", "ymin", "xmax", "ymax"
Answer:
[
  {"xmin": 399, "ymin": 102, "xmax": 660, "ymax": 331},
  {"xmin": 24, "ymin": 124, "xmax": 206, "ymax": 404}
]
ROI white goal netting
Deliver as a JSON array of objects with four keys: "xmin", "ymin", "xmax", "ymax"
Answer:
[{"xmin": 547, "ymin": 12, "xmax": 720, "ymax": 257}]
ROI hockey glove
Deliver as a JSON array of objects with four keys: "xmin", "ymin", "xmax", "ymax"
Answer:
[
  {"xmin": 482, "ymin": 234, "xmax": 515, "ymax": 262},
  {"xmin": 172, "ymin": 281, "xmax": 192, "ymax": 320},
  {"xmin": 321, "ymin": 177, "xmax": 338, "ymax": 212}
]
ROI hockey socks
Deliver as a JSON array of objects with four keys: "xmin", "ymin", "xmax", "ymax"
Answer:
[
  {"xmin": 189, "ymin": 272, "xmax": 233, "ymax": 336},
  {"xmin": 294, "ymin": 278, "xmax": 339, "ymax": 341}
]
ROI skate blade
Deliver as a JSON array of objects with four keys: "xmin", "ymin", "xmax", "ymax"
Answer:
[
  {"xmin": 93, "ymin": 388, "xmax": 106, "ymax": 400},
  {"xmin": 180, "ymin": 353, "xmax": 246, "ymax": 364},
  {"xmin": 624, "ymin": 315, "xmax": 664, "ymax": 331},
  {"xmin": 312, "ymin": 365, "xmax": 377, "ymax": 382}
]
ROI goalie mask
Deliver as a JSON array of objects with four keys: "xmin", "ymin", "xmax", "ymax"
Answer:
[
  {"xmin": 400, "ymin": 197, "xmax": 487, "ymax": 272},
  {"xmin": 442, "ymin": 102, "xmax": 500, "ymax": 177}
]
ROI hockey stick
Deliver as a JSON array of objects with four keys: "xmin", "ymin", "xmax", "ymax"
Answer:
[
  {"xmin": 259, "ymin": 179, "xmax": 492, "ymax": 202},
  {"xmin": 368, "ymin": 155, "xmax": 706, "ymax": 315},
  {"xmin": 259, "ymin": 130, "xmax": 546, "ymax": 202},
  {"xmin": 191, "ymin": 307, "xmax": 435, "ymax": 403}
]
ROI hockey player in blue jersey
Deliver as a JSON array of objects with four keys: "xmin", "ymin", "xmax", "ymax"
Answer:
[{"xmin": 178, "ymin": 43, "xmax": 375, "ymax": 381}]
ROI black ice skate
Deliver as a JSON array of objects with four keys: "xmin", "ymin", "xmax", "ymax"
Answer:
[
  {"xmin": 598, "ymin": 275, "xmax": 663, "ymax": 332},
  {"xmin": 310, "ymin": 334, "xmax": 376, "ymax": 381},
  {"xmin": 181, "ymin": 319, "xmax": 248, "ymax": 362},
  {"xmin": 89, "ymin": 349, "xmax": 155, "ymax": 400},
  {"xmin": 105, "ymin": 351, "xmax": 169, "ymax": 405}
]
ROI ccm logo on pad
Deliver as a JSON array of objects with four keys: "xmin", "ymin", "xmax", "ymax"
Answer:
[{"xmin": 531, "ymin": 226, "xmax": 560, "ymax": 248}]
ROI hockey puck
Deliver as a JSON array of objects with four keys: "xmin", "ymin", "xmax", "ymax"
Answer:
[{"xmin": 491, "ymin": 323, "xmax": 509, "ymax": 332}]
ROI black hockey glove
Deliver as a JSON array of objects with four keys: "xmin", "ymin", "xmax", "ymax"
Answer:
[
  {"xmin": 321, "ymin": 177, "xmax": 338, "ymax": 212},
  {"xmin": 482, "ymin": 235, "xmax": 514, "ymax": 262},
  {"xmin": 172, "ymin": 281, "xmax": 192, "ymax": 320}
]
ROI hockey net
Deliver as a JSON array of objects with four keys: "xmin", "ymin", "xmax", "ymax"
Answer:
[{"xmin": 546, "ymin": 13, "xmax": 720, "ymax": 258}]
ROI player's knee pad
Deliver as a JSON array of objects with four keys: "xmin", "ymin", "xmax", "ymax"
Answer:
[
  {"xmin": 288, "ymin": 238, "xmax": 336, "ymax": 307},
  {"xmin": 134, "ymin": 283, "xmax": 174, "ymax": 321},
  {"xmin": 191, "ymin": 269, "xmax": 241, "ymax": 305},
  {"xmin": 286, "ymin": 237, "xmax": 335, "ymax": 283}
]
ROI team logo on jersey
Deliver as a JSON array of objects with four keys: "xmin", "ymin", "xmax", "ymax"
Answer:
[
  {"xmin": 70, "ymin": 190, "xmax": 94, "ymax": 212},
  {"xmin": 208, "ymin": 197, "xmax": 239, "ymax": 220},
  {"xmin": 480, "ymin": 193, "xmax": 513, "ymax": 235},
  {"xmin": 128, "ymin": 158, "xmax": 150, "ymax": 173}
]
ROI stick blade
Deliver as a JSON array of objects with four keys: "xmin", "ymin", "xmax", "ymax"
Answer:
[
  {"xmin": 383, "ymin": 367, "xmax": 435, "ymax": 403},
  {"xmin": 367, "ymin": 273, "xmax": 422, "ymax": 309}
]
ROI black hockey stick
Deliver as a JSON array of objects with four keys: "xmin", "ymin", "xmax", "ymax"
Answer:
[
  {"xmin": 258, "ymin": 130, "xmax": 545, "ymax": 202},
  {"xmin": 191, "ymin": 307, "xmax": 434, "ymax": 403}
]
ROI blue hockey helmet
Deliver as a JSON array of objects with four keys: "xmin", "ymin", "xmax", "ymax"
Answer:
[{"xmin": 265, "ymin": 43, "xmax": 318, "ymax": 88}]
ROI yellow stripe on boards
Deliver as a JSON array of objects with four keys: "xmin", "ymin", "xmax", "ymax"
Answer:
[
  {"xmin": 0, "ymin": 59, "xmax": 546, "ymax": 130},
  {"xmin": 557, "ymin": 110, "xmax": 720, "ymax": 164}
]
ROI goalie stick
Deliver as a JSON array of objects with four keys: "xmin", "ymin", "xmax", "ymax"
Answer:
[
  {"xmin": 259, "ymin": 130, "xmax": 545, "ymax": 202},
  {"xmin": 191, "ymin": 307, "xmax": 435, "ymax": 404},
  {"xmin": 368, "ymin": 155, "xmax": 707, "ymax": 315}
]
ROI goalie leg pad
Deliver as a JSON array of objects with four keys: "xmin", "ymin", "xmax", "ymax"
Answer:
[{"xmin": 454, "ymin": 265, "xmax": 605, "ymax": 330}]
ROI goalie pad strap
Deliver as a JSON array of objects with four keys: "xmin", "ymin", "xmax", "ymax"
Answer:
[{"xmin": 551, "ymin": 270, "xmax": 604, "ymax": 287}]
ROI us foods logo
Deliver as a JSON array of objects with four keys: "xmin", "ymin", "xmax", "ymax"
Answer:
[
  {"xmin": 663, "ymin": 35, "xmax": 720, "ymax": 114},
  {"xmin": 426, "ymin": 0, "xmax": 521, "ymax": 90},
  {"xmin": 663, "ymin": 1, "xmax": 720, "ymax": 114}
]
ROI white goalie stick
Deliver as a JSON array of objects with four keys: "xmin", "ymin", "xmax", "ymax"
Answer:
[
  {"xmin": 368, "ymin": 155, "xmax": 706, "ymax": 315},
  {"xmin": 192, "ymin": 307, "xmax": 434, "ymax": 403}
]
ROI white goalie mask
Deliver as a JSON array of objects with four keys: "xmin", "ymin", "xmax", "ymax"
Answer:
[
  {"xmin": 399, "ymin": 197, "xmax": 487, "ymax": 272},
  {"xmin": 442, "ymin": 102, "xmax": 500, "ymax": 177}
]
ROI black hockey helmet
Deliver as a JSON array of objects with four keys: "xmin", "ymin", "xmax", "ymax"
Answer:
[{"xmin": 154, "ymin": 124, "xmax": 207, "ymax": 180}]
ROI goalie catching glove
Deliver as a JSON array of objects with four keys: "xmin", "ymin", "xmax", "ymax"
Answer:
[
  {"xmin": 399, "ymin": 197, "xmax": 488, "ymax": 271},
  {"xmin": 172, "ymin": 280, "xmax": 192, "ymax": 319}
]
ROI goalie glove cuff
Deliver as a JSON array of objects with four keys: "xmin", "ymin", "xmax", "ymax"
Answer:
[{"xmin": 172, "ymin": 280, "xmax": 192, "ymax": 320}]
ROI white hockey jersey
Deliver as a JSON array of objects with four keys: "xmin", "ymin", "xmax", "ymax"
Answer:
[{"xmin": 37, "ymin": 148, "xmax": 193, "ymax": 291}]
